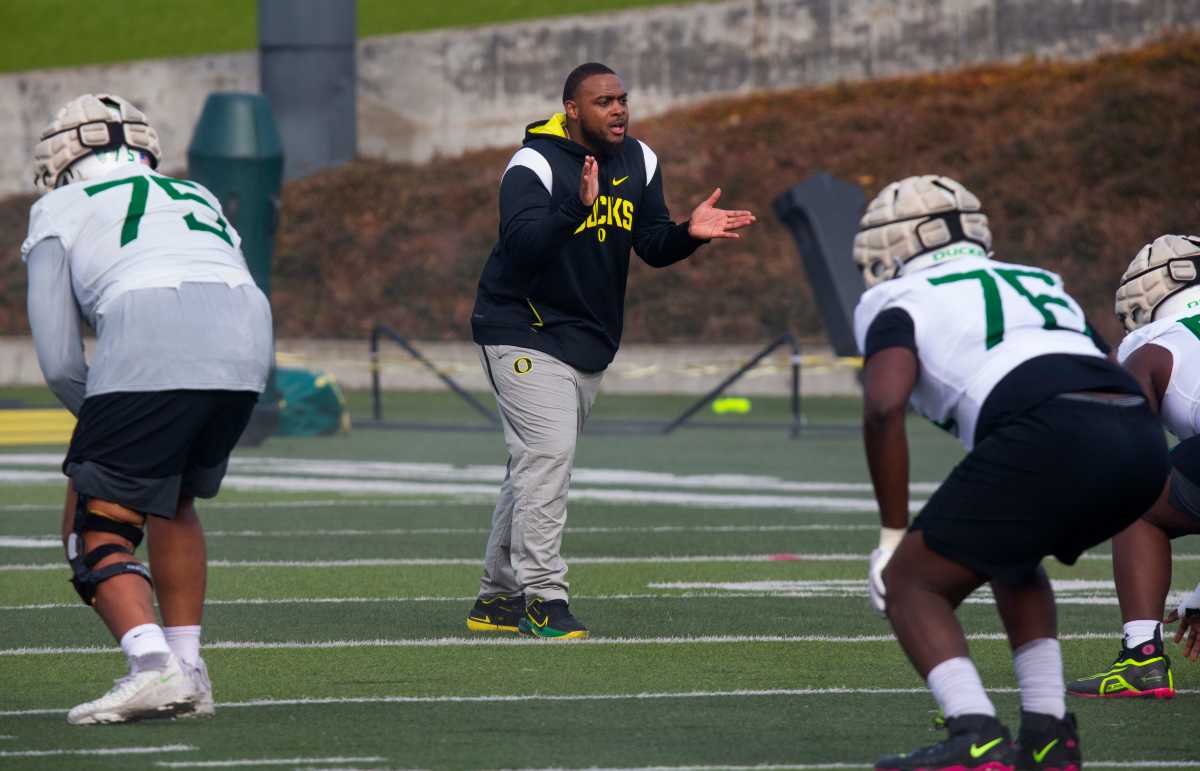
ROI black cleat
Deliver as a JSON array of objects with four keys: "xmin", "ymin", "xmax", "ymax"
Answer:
[
  {"xmin": 875, "ymin": 713, "xmax": 1016, "ymax": 771},
  {"xmin": 518, "ymin": 598, "xmax": 588, "ymax": 639},
  {"xmin": 1016, "ymin": 711, "xmax": 1081, "ymax": 771},
  {"xmin": 466, "ymin": 593, "xmax": 525, "ymax": 633},
  {"xmin": 1067, "ymin": 628, "xmax": 1174, "ymax": 699}
]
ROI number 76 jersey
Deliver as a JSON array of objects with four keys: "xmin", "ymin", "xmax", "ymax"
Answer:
[
  {"xmin": 853, "ymin": 255, "xmax": 1104, "ymax": 450},
  {"xmin": 20, "ymin": 165, "xmax": 255, "ymax": 322}
]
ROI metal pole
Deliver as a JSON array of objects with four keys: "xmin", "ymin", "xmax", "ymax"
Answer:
[
  {"xmin": 370, "ymin": 326, "xmax": 382, "ymax": 421},
  {"xmin": 372, "ymin": 324, "xmax": 499, "ymax": 425},
  {"xmin": 790, "ymin": 336, "xmax": 802, "ymax": 439}
]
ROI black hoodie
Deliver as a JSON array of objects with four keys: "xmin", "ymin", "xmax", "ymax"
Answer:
[{"xmin": 470, "ymin": 113, "xmax": 704, "ymax": 373}]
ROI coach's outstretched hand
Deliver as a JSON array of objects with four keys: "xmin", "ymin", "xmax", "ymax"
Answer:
[{"xmin": 688, "ymin": 188, "xmax": 756, "ymax": 240}]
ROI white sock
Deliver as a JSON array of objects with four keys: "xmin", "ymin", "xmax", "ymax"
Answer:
[
  {"xmin": 1123, "ymin": 620, "xmax": 1161, "ymax": 649},
  {"xmin": 164, "ymin": 625, "xmax": 202, "ymax": 666},
  {"xmin": 1013, "ymin": 637, "xmax": 1065, "ymax": 719},
  {"xmin": 927, "ymin": 657, "xmax": 996, "ymax": 719},
  {"xmin": 119, "ymin": 623, "xmax": 170, "ymax": 671}
]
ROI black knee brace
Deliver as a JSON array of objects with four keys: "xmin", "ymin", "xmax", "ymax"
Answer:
[{"xmin": 66, "ymin": 494, "xmax": 153, "ymax": 606}]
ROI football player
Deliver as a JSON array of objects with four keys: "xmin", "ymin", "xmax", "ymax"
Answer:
[
  {"xmin": 1067, "ymin": 235, "xmax": 1200, "ymax": 699},
  {"xmin": 22, "ymin": 94, "xmax": 273, "ymax": 723},
  {"xmin": 855, "ymin": 176, "xmax": 1167, "ymax": 771}
]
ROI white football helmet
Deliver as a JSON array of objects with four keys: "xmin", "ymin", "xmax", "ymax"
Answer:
[
  {"xmin": 853, "ymin": 175, "xmax": 992, "ymax": 287},
  {"xmin": 1115, "ymin": 235, "xmax": 1200, "ymax": 332},
  {"xmin": 33, "ymin": 93, "xmax": 161, "ymax": 192}
]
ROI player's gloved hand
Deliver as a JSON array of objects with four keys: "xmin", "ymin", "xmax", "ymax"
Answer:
[
  {"xmin": 868, "ymin": 527, "xmax": 906, "ymax": 617},
  {"xmin": 1165, "ymin": 584, "xmax": 1200, "ymax": 661}
]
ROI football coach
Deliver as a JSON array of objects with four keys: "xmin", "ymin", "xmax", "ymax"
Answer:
[{"xmin": 465, "ymin": 62, "xmax": 756, "ymax": 639}]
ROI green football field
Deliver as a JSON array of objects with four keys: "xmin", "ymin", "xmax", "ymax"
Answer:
[{"xmin": 0, "ymin": 391, "xmax": 1197, "ymax": 769}]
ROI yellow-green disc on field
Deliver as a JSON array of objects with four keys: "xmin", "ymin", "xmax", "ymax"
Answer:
[{"xmin": 712, "ymin": 397, "xmax": 751, "ymax": 414}]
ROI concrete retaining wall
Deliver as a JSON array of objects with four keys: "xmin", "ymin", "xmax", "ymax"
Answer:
[
  {"xmin": 0, "ymin": 337, "xmax": 861, "ymax": 397},
  {"xmin": 2, "ymin": 0, "xmax": 1197, "ymax": 195}
]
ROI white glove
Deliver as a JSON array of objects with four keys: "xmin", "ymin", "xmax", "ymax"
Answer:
[
  {"xmin": 868, "ymin": 527, "xmax": 906, "ymax": 617},
  {"xmin": 1176, "ymin": 583, "xmax": 1200, "ymax": 620},
  {"xmin": 868, "ymin": 547, "xmax": 892, "ymax": 616}
]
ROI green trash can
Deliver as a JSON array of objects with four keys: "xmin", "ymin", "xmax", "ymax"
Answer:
[{"xmin": 188, "ymin": 93, "xmax": 284, "ymax": 444}]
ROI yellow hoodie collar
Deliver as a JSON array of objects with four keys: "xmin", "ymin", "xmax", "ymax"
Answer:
[{"xmin": 528, "ymin": 112, "xmax": 569, "ymax": 139}]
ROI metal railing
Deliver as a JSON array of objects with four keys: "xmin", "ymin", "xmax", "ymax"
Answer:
[
  {"xmin": 369, "ymin": 324, "xmax": 499, "ymax": 425},
  {"xmin": 366, "ymin": 326, "xmax": 822, "ymax": 437}
]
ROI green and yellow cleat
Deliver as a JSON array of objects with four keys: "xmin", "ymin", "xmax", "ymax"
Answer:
[
  {"xmin": 1067, "ymin": 630, "xmax": 1174, "ymax": 699},
  {"xmin": 466, "ymin": 594, "xmax": 525, "ymax": 633},
  {"xmin": 518, "ymin": 598, "xmax": 589, "ymax": 639}
]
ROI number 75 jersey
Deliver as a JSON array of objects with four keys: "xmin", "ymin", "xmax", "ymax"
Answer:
[
  {"xmin": 853, "ymin": 255, "xmax": 1104, "ymax": 449},
  {"xmin": 20, "ymin": 165, "xmax": 255, "ymax": 322}
]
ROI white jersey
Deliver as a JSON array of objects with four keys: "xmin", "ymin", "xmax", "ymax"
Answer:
[
  {"xmin": 20, "ymin": 164, "xmax": 255, "ymax": 321},
  {"xmin": 1117, "ymin": 312, "xmax": 1200, "ymax": 439},
  {"xmin": 854, "ymin": 256, "xmax": 1103, "ymax": 449},
  {"xmin": 20, "ymin": 162, "xmax": 272, "ymax": 405}
]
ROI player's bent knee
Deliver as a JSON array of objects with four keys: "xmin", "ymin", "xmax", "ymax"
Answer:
[{"xmin": 66, "ymin": 494, "xmax": 153, "ymax": 606}]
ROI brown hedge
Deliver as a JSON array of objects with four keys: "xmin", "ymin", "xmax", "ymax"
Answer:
[{"xmin": 3, "ymin": 34, "xmax": 1197, "ymax": 346}]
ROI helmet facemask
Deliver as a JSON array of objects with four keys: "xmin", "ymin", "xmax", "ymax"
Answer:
[{"xmin": 1115, "ymin": 235, "xmax": 1200, "ymax": 332}]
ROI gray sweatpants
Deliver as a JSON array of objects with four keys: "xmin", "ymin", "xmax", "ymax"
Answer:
[{"xmin": 478, "ymin": 345, "xmax": 603, "ymax": 603}]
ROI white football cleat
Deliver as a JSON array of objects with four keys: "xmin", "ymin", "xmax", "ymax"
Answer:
[
  {"xmin": 67, "ymin": 653, "xmax": 197, "ymax": 725},
  {"xmin": 177, "ymin": 657, "xmax": 215, "ymax": 719}
]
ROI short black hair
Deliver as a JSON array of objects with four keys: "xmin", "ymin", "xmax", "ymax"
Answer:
[{"xmin": 563, "ymin": 62, "xmax": 616, "ymax": 103}]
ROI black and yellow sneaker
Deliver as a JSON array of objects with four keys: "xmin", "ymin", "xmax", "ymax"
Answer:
[
  {"xmin": 518, "ymin": 598, "xmax": 588, "ymax": 639},
  {"xmin": 875, "ymin": 713, "xmax": 1016, "ymax": 771},
  {"xmin": 466, "ymin": 594, "xmax": 525, "ymax": 633},
  {"xmin": 1016, "ymin": 711, "xmax": 1081, "ymax": 771},
  {"xmin": 1067, "ymin": 629, "xmax": 1174, "ymax": 699}
]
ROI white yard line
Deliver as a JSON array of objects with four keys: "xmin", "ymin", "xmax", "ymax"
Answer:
[
  {"xmin": 0, "ymin": 591, "xmax": 854, "ymax": 611},
  {"xmin": 0, "ymin": 454, "xmax": 942, "ymax": 494},
  {"xmin": 0, "ymin": 688, "xmax": 986, "ymax": 718},
  {"xmin": 0, "ymin": 631, "xmax": 1150, "ymax": 658},
  {"xmin": 0, "ymin": 592, "xmax": 1168, "ymax": 613},
  {"xmin": 0, "ymin": 469, "xmax": 923, "ymax": 512},
  {"xmin": 0, "ymin": 576, "xmax": 1174, "ymax": 612},
  {"xmin": 514, "ymin": 764, "xmax": 1200, "ymax": 771},
  {"xmin": 0, "ymin": 554, "xmax": 866, "ymax": 572},
  {"xmin": 0, "ymin": 537, "xmax": 57, "ymax": 549},
  {"xmin": 154, "ymin": 757, "xmax": 386, "ymax": 769},
  {"xmin": 0, "ymin": 524, "xmax": 878, "ymax": 549},
  {"xmin": 9, "ymin": 551, "xmax": 1199, "ymax": 572},
  {"xmin": 7, "ymin": 686, "xmax": 1199, "ymax": 720},
  {"xmin": 0, "ymin": 744, "xmax": 195, "ymax": 758},
  {"xmin": 0, "ymin": 498, "xmax": 448, "ymax": 513},
  {"xmin": 518, "ymin": 765, "xmax": 866, "ymax": 770},
  {"xmin": 200, "ymin": 523, "xmax": 878, "ymax": 537}
]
